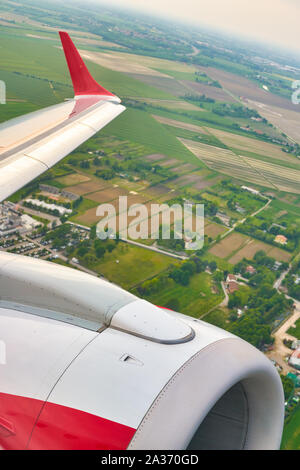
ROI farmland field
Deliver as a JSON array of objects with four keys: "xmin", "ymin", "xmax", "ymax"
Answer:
[
  {"xmin": 89, "ymin": 242, "xmax": 179, "ymax": 289},
  {"xmin": 205, "ymin": 223, "xmax": 229, "ymax": 239},
  {"xmin": 207, "ymin": 127, "xmax": 296, "ymax": 163},
  {"xmin": 140, "ymin": 98, "xmax": 200, "ymax": 111},
  {"xmin": 180, "ymin": 138, "xmax": 300, "ymax": 193},
  {"xmin": 101, "ymin": 109, "xmax": 198, "ymax": 163},
  {"xmin": 287, "ymin": 318, "xmax": 300, "ymax": 340},
  {"xmin": 183, "ymin": 80, "xmax": 236, "ymax": 102},
  {"xmin": 209, "ymin": 232, "xmax": 248, "ymax": 259},
  {"xmin": 143, "ymin": 272, "xmax": 224, "ymax": 318},
  {"xmin": 65, "ymin": 179, "xmax": 110, "ymax": 195},
  {"xmin": 58, "ymin": 173, "xmax": 91, "ymax": 186},
  {"xmin": 281, "ymin": 406, "xmax": 300, "ymax": 450},
  {"xmin": 228, "ymin": 239, "xmax": 292, "ymax": 264},
  {"xmin": 152, "ymin": 115, "xmax": 208, "ymax": 133}
]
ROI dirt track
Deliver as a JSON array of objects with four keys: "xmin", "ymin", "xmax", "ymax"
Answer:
[{"xmin": 266, "ymin": 300, "xmax": 300, "ymax": 374}]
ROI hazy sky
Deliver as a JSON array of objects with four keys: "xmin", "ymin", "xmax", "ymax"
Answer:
[{"xmin": 103, "ymin": 0, "xmax": 299, "ymax": 53}]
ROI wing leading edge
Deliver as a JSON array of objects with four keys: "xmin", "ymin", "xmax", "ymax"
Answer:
[{"xmin": 0, "ymin": 32, "xmax": 125, "ymax": 202}]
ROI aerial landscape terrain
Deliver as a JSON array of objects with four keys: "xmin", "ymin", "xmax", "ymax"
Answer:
[{"xmin": 0, "ymin": 0, "xmax": 300, "ymax": 449}]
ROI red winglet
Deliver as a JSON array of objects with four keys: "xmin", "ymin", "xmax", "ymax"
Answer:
[{"xmin": 59, "ymin": 31, "xmax": 114, "ymax": 97}]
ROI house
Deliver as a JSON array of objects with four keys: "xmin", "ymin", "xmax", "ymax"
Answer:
[
  {"xmin": 227, "ymin": 281, "xmax": 239, "ymax": 294},
  {"xmin": 273, "ymin": 261, "xmax": 282, "ymax": 271},
  {"xmin": 226, "ymin": 274, "xmax": 236, "ymax": 283},
  {"xmin": 292, "ymin": 340, "xmax": 300, "ymax": 350},
  {"xmin": 216, "ymin": 211, "xmax": 231, "ymax": 226},
  {"xmin": 246, "ymin": 265, "xmax": 256, "ymax": 275},
  {"xmin": 275, "ymin": 234, "xmax": 288, "ymax": 245},
  {"xmin": 241, "ymin": 186, "xmax": 260, "ymax": 196},
  {"xmin": 289, "ymin": 349, "xmax": 300, "ymax": 371}
]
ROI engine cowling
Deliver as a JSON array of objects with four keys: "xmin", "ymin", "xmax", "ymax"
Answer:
[{"xmin": 0, "ymin": 253, "xmax": 284, "ymax": 450}]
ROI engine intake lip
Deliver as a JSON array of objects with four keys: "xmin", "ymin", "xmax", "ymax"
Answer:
[{"xmin": 128, "ymin": 337, "xmax": 284, "ymax": 450}]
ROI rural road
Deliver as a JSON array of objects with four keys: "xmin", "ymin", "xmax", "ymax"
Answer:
[
  {"xmin": 67, "ymin": 221, "xmax": 189, "ymax": 260},
  {"xmin": 273, "ymin": 266, "xmax": 291, "ymax": 290},
  {"xmin": 215, "ymin": 196, "xmax": 271, "ymax": 243},
  {"xmin": 267, "ymin": 299, "xmax": 300, "ymax": 374}
]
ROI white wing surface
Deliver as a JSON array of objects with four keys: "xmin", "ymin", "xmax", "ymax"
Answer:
[{"xmin": 0, "ymin": 31, "xmax": 125, "ymax": 201}]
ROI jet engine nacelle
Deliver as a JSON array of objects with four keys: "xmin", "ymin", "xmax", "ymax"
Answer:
[{"xmin": 0, "ymin": 253, "xmax": 284, "ymax": 450}]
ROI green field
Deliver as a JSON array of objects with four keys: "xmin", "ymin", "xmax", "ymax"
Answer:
[
  {"xmin": 101, "ymin": 108, "xmax": 199, "ymax": 163},
  {"xmin": 288, "ymin": 318, "xmax": 300, "ymax": 340},
  {"xmin": 85, "ymin": 242, "xmax": 179, "ymax": 289},
  {"xmin": 281, "ymin": 406, "xmax": 300, "ymax": 450},
  {"xmin": 143, "ymin": 272, "xmax": 224, "ymax": 318}
]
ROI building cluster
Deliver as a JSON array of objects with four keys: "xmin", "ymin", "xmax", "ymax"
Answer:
[
  {"xmin": 25, "ymin": 199, "xmax": 72, "ymax": 216},
  {"xmin": 39, "ymin": 184, "xmax": 79, "ymax": 201},
  {"xmin": 241, "ymin": 185, "xmax": 260, "ymax": 196},
  {"xmin": 289, "ymin": 349, "xmax": 300, "ymax": 371},
  {"xmin": 226, "ymin": 274, "xmax": 239, "ymax": 294},
  {"xmin": 0, "ymin": 202, "xmax": 41, "ymax": 237}
]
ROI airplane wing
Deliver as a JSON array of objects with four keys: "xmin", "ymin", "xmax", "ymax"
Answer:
[{"xmin": 0, "ymin": 31, "xmax": 125, "ymax": 202}]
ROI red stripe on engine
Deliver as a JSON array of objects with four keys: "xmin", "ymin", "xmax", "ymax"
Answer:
[{"xmin": 0, "ymin": 393, "xmax": 135, "ymax": 450}]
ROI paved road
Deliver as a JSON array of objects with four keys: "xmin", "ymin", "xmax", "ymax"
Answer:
[
  {"xmin": 67, "ymin": 221, "xmax": 189, "ymax": 260},
  {"xmin": 20, "ymin": 204, "xmax": 61, "ymax": 228}
]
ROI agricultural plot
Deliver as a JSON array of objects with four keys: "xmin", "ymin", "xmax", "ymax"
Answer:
[
  {"xmin": 209, "ymin": 232, "xmax": 291, "ymax": 264},
  {"xmin": 228, "ymin": 239, "xmax": 292, "ymax": 264},
  {"xmin": 209, "ymin": 232, "xmax": 248, "ymax": 259},
  {"xmin": 180, "ymin": 138, "xmax": 300, "ymax": 194},
  {"xmin": 159, "ymin": 159, "xmax": 180, "ymax": 167},
  {"xmin": 128, "ymin": 74, "xmax": 193, "ymax": 98},
  {"xmin": 207, "ymin": 127, "xmax": 296, "ymax": 163},
  {"xmin": 143, "ymin": 272, "xmax": 224, "ymax": 318},
  {"xmin": 87, "ymin": 187, "xmax": 129, "ymax": 203},
  {"xmin": 71, "ymin": 206, "xmax": 99, "ymax": 226},
  {"xmin": 57, "ymin": 173, "xmax": 90, "ymax": 186},
  {"xmin": 141, "ymin": 98, "xmax": 200, "ymax": 111},
  {"xmin": 65, "ymin": 180, "xmax": 109, "ymax": 195},
  {"xmin": 145, "ymin": 154, "xmax": 166, "ymax": 162},
  {"xmin": 207, "ymin": 66, "xmax": 299, "ymax": 112},
  {"xmin": 91, "ymin": 243, "xmax": 179, "ymax": 289},
  {"xmin": 170, "ymin": 163, "xmax": 196, "ymax": 173},
  {"xmin": 183, "ymin": 80, "xmax": 235, "ymax": 102},
  {"xmin": 79, "ymin": 50, "xmax": 170, "ymax": 77},
  {"xmin": 179, "ymin": 138, "xmax": 273, "ymax": 188},
  {"xmin": 102, "ymin": 109, "xmax": 198, "ymax": 163},
  {"xmin": 152, "ymin": 115, "xmax": 208, "ymax": 134},
  {"xmin": 242, "ymin": 157, "xmax": 300, "ymax": 194},
  {"xmin": 171, "ymin": 173, "xmax": 209, "ymax": 188},
  {"xmin": 205, "ymin": 223, "xmax": 228, "ymax": 239},
  {"xmin": 248, "ymin": 101, "xmax": 300, "ymax": 148},
  {"xmin": 281, "ymin": 406, "xmax": 300, "ymax": 450}
]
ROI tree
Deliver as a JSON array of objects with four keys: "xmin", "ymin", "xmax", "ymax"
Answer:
[
  {"xmin": 165, "ymin": 298, "xmax": 180, "ymax": 311},
  {"xmin": 95, "ymin": 245, "xmax": 105, "ymax": 259},
  {"xmin": 280, "ymin": 375, "xmax": 294, "ymax": 401},
  {"xmin": 208, "ymin": 261, "xmax": 217, "ymax": 272}
]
